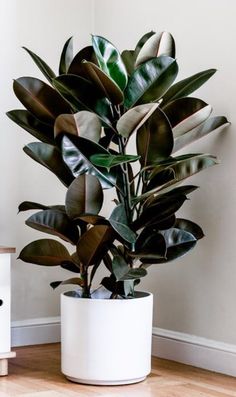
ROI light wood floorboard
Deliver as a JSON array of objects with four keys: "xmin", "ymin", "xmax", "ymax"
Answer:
[{"xmin": 0, "ymin": 344, "xmax": 235, "ymax": 396}]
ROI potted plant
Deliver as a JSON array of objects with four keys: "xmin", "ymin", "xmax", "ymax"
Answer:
[{"xmin": 7, "ymin": 30, "xmax": 228, "ymax": 385}]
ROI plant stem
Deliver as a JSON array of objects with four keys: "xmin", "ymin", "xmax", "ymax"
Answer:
[
  {"xmin": 81, "ymin": 268, "xmax": 91, "ymax": 298},
  {"xmin": 118, "ymin": 136, "xmax": 132, "ymax": 222}
]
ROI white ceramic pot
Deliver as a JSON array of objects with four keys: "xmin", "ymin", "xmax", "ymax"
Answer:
[{"xmin": 61, "ymin": 290, "xmax": 153, "ymax": 385}]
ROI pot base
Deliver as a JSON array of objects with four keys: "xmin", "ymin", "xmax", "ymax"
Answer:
[{"xmin": 66, "ymin": 375, "xmax": 146, "ymax": 386}]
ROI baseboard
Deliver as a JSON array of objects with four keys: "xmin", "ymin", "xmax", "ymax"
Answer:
[
  {"xmin": 11, "ymin": 317, "xmax": 61, "ymax": 347},
  {"xmin": 152, "ymin": 327, "xmax": 236, "ymax": 377},
  {"xmin": 11, "ymin": 318, "xmax": 236, "ymax": 377}
]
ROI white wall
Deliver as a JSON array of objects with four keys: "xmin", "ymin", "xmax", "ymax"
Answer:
[
  {"xmin": 94, "ymin": 0, "xmax": 236, "ymax": 345},
  {"xmin": 0, "ymin": 0, "xmax": 93, "ymax": 320},
  {"xmin": 2, "ymin": 0, "xmax": 236, "ymax": 347}
]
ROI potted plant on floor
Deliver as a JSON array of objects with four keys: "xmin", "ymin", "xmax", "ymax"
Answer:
[{"xmin": 7, "ymin": 30, "xmax": 229, "ymax": 385}]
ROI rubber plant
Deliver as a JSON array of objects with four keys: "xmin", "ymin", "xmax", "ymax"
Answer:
[{"xmin": 7, "ymin": 31, "xmax": 229, "ymax": 298}]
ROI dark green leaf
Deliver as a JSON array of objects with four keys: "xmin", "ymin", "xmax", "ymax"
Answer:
[
  {"xmin": 134, "ymin": 31, "xmax": 156, "ymax": 59},
  {"xmin": 161, "ymin": 69, "xmax": 217, "ymax": 106},
  {"xmin": 13, "ymin": 77, "xmax": 71, "ymax": 124},
  {"xmin": 68, "ymin": 46, "xmax": 98, "ymax": 74},
  {"xmin": 124, "ymin": 56, "xmax": 178, "ymax": 109},
  {"xmin": 19, "ymin": 239, "xmax": 71, "ymax": 266},
  {"xmin": 131, "ymin": 229, "xmax": 166, "ymax": 260},
  {"xmin": 90, "ymin": 153, "xmax": 140, "ymax": 170},
  {"xmin": 59, "ymin": 36, "xmax": 73, "ymax": 74},
  {"xmin": 50, "ymin": 277, "xmax": 84, "ymax": 290},
  {"xmin": 26, "ymin": 209, "xmax": 79, "ymax": 244},
  {"xmin": 24, "ymin": 142, "xmax": 74, "ymax": 187},
  {"xmin": 112, "ymin": 255, "xmax": 147, "ymax": 281},
  {"xmin": 101, "ymin": 274, "xmax": 136, "ymax": 297},
  {"xmin": 142, "ymin": 228, "xmax": 197, "ymax": 264},
  {"xmin": 92, "ymin": 35, "xmax": 128, "ymax": 91},
  {"xmin": 109, "ymin": 204, "xmax": 136, "ymax": 244},
  {"xmin": 65, "ymin": 174, "xmax": 103, "ymax": 219},
  {"xmin": 18, "ymin": 201, "xmax": 65, "ymax": 213},
  {"xmin": 163, "ymin": 97, "xmax": 212, "ymax": 137},
  {"xmin": 61, "ymin": 135, "xmax": 116, "ymax": 189},
  {"xmin": 60, "ymin": 261, "xmax": 80, "ymax": 273},
  {"xmin": 175, "ymin": 218, "xmax": 204, "ymax": 240},
  {"xmin": 121, "ymin": 50, "xmax": 135, "ymax": 75},
  {"xmin": 138, "ymin": 154, "xmax": 218, "ymax": 201},
  {"xmin": 80, "ymin": 61, "xmax": 124, "ymax": 105},
  {"xmin": 132, "ymin": 194, "xmax": 187, "ymax": 231},
  {"xmin": 161, "ymin": 227, "xmax": 197, "ymax": 257},
  {"xmin": 23, "ymin": 47, "xmax": 56, "ymax": 84},
  {"xmin": 137, "ymin": 107, "xmax": 173, "ymax": 166},
  {"xmin": 145, "ymin": 185, "xmax": 198, "ymax": 205},
  {"xmin": 53, "ymin": 74, "xmax": 113, "ymax": 128},
  {"xmin": 135, "ymin": 31, "xmax": 175, "ymax": 67},
  {"xmin": 77, "ymin": 225, "xmax": 114, "ymax": 268},
  {"xmin": 7, "ymin": 109, "xmax": 54, "ymax": 144},
  {"xmin": 173, "ymin": 116, "xmax": 230, "ymax": 152}
]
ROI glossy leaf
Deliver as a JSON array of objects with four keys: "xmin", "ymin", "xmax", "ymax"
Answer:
[
  {"xmin": 90, "ymin": 153, "xmax": 140, "ymax": 170},
  {"xmin": 175, "ymin": 218, "xmax": 204, "ymax": 240},
  {"xmin": 145, "ymin": 185, "xmax": 198, "ymax": 206},
  {"xmin": 101, "ymin": 274, "xmax": 138, "ymax": 297},
  {"xmin": 59, "ymin": 36, "xmax": 73, "ymax": 74},
  {"xmin": 13, "ymin": 77, "xmax": 71, "ymax": 124},
  {"xmin": 139, "ymin": 154, "xmax": 218, "ymax": 201},
  {"xmin": 7, "ymin": 110, "xmax": 54, "ymax": 144},
  {"xmin": 61, "ymin": 135, "xmax": 116, "ymax": 189},
  {"xmin": 136, "ymin": 107, "xmax": 173, "ymax": 166},
  {"xmin": 109, "ymin": 204, "xmax": 136, "ymax": 244},
  {"xmin": 142, "ymin": 228, "xmax": 197, "ymax": 264},
  {"xmin": 60, "ymin": 261, "xmax": 80, "ymax": 273},
  {"xmin": 52, "ymin": 74, "xmax": 94, "ymax": 110},
  {"xmin": 134, "ymin": 31, "xmax": 155, "ymax": 59},
  {"xmin": 163, "ymin": 97, "xmax": 212, "ymax": 137},
  {"xmin": 173, "ymin": 116, "xmax": 230, "ymax": 152},
  {"xmin": 80, "ymin": 61, "xmax": 123, "ymax": 104},
  {"xmin": 117, "ymin": 103, "xmax": 158, "ymax": 138},
  {"xmin": 76, "ymin": 214, "xmax": 107, "ymax": 225},
  {"xmin": 132, "ymin": 229, "xmax": 166, "ymax": 260},
  {"xmin": 121, "ymin": 50, "xmax": 135, "ymax": 75},
  {"xmin": 53, "ymin": 74, "xmax": 113, "ymax": 128},
  {"xmin": 50, "ymin": 277, "xmax": 84, "ymax": 289},
  {"xmin": 112, "ymin": 255, "xmax": 147, "ymax": 281},
  {"xmin": 157, "ymin": 154, "xmax": 218, "ymax": 188},
  {"xmin": 77, "ymin": 225, "xmax": 113, "ymax": 268},
  {"xmin": 24, "ymin": 142, "xmax": 74, "ymax": 187},
  {"xmin": 54, "ymin": 111, "xmax": 102, "ymax": 142},
  {"xmin": 68, "ymin": 46, "xmax": 97, "ymax": 74},
  {"xmin": 26, "ymin": 209, "xmax": 79, "ymax": 244},
  {"xmin": 135, "ymin": 31, "xmax": 175, "ymax": 67},
  {"xmin": 92, "ymin": 35, "xmax": 128, "ymax": 90},
  {"xmin": 132, "ymin": 194, "xmax": 187, "ymax": 231},
  {"xmin": 161, "ymin": 69, "xmax": 217, "ymax": 106},
  {"xmin": 23, "ymin": 47, "xmax": 56, "ymax": 84},
  {"xmin": 19, "ymin": 239, "xmax": 71, "ymax": 266},
  {"xmin": 124, "ymin": 56, "xmax": 178, "ymax": 109},
  {"xmin": 18, "ymin": 201, "xmax": 65, "ymax": 213},
  {"xmin": 65, "ymin": 174, "xmax": 103, "ymax": 219}
]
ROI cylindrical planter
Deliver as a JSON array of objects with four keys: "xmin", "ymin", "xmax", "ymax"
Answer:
[{"xmin": 61, "ymin": 291, "xmax": 153, "ymax": 385}]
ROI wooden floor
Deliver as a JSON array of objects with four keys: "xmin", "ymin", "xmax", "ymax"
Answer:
[{"xmin": 0, "ymin": 344, "xmax": 236, "ymax": 396}]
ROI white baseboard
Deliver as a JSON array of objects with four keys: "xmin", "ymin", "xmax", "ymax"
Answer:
[
  {"xmin": 11, "ymin": 318, "xmax": 236, "ymax": 377},
  {"xmin": 152, "ymin": 327, "xmax": 236, "ymax": 377},
  {"xmin": 11, "ymin": 317, "xmax": 60, "ymax": 347}
]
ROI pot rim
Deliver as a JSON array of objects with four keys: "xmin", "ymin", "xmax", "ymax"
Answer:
[{"xmin": 61, "ymin": 290, "xmax": 152, "ymax": 302}]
